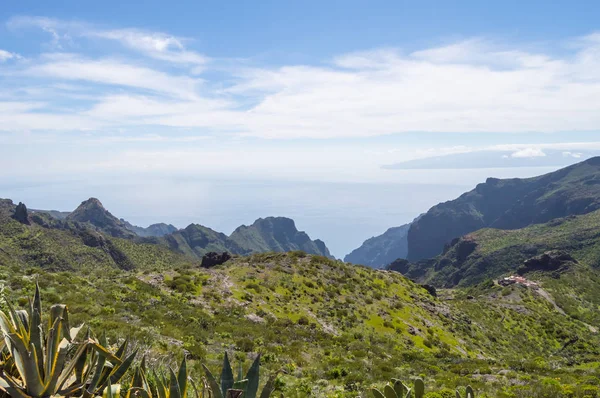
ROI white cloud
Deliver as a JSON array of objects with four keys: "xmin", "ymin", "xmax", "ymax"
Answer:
[
  {"xmin": 510, "ymin": 148, "xmax": 547, "ymax": 158},
  {"xmin": 3, "ymin": 17, "xmax": 600, "ymax": 139},
  {"xmin": 23, "ymin": 54, "xmax": 201, "ymax": 99},
  {"xmin": 562, "ymin": 151, "xmax": 583, "ymax": 158},
  {"xmin": 0, "ymin": 49, "xmax": 20, "ymax": 62},
  {"xmin": 90, "ymin": 29, "xmax": 208, "ymax": 67},
  {"xmin": 7, "ymin": 16, "xmax": 208, "ymax": 68}
]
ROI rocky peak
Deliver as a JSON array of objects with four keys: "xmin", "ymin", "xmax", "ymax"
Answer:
[
  {"xmin": 12, "ymin": 202, "xmax": 30, "ymax": 225},
  {"xmin": 66, "ymin": 198, "xmax": 135, "ymax": 238}
]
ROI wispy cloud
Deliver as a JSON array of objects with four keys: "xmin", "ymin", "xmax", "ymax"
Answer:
[
  {"xmin": 0, "ymin": 49, "xmax": 21, "ymax": 62},
  {"xmin": 3, "ymin": 16, "xmax": 600, "ymax": 139}
]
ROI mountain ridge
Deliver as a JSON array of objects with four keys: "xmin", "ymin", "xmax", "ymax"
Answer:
[{"xmin": 407, "ymin": 156, "xmax": 600, "ymax": 261}]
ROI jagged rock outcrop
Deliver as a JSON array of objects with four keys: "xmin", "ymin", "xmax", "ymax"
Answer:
[
  {"xmin": 518, "ymin": 251, "xmax": 577, "ymax": 276},
  {"xmin": 407, "ymin": 157, "xmax": 600, "ymax": 261},
  {"xmin": 12, "ymin": 202, "xmax": 30, "ymax": 225},
  {"xmin": 201, "ymin": 252, "xmax": 232, "ymax": 268}
]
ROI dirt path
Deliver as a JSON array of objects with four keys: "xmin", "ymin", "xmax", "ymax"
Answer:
[
  {"xmin": 535, "ymin": 287, "xmax": 566, "ymax": 315},
  {"xmin": 536, "ymin": 287, "xmax": 598, "ymax": 333}
]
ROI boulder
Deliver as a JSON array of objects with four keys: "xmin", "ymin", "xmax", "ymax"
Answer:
[{"xmin": 201, "ymin": 252, "xmax": 232, "ymax": 268}]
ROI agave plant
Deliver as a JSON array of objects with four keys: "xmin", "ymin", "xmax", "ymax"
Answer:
[
  {"xmin": 370, "ymin": 378, "xmax": 425, "ymax": 398},
  {"xmin": 202, "ymin": 353, "xmax": 278, "ymax": 398},
  {"xmin": 126, "ymin": 357, "xmax": 197, "ymax": 398},
  {"xmin": 456, "ymin": 386, "xmax": 475, "ymax": 398},
  {"xmin": 0, "ymin": 285, "xmax": 136, "ymax": 398}
]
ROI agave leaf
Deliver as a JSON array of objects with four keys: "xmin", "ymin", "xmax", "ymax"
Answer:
[
  {"xmin": 14, "ymin": 310, "xmax": 29, "ymax": 337},
  {"xmin": 371, "ymin": 389, "xmax": 385, "ymax": 398},
  {"xmin": 127, "ymin": 387, "xmax": 152, "ymax": 398},
  {"xmin": 153, "ymin": 370, "xmax": 167, "ymax": 398},
  {"xmin": 106, "ymin": 350, "xmax": 137, "ymax": 387},
  {"xmin": 103, "ymin": 376, "xmax": 122, "ymax": 398},
  {"xmin": 89, "ymin": 341, "xmax": 123, "ymax": 365},
  {"xmin": 6, "ymin": 333, "xmax": 44, "ymax": 396},
  {"xmin": 456, "ymin": 391, "xmax": 462, "ymax": 398},
  {"xmin": 0, "ymin": 370, "xmax": 30, "ymax": 398},
  {"xmin": 30, "ymin": 285, "xmax": 44, "ymax": 378},
  {"xmin": 74, "ymin": 337, "xmax": 91, "ymax": 384},
  {"xmin": 45, "ymin": 316, "xmax": 64, "ymax": 381},
  {"xmin": 189, "ymin": 376, "xmax": 201, "ymax": 398},
  {"xmin": 384, "ymin": 384, "xmax": 398, "ymax": 398},
  {"xmin": 114, "ymin": 338, "xmax": 129, "ymax": 360},
  {"xmin": 169, "ymin": 368, "xmax": 182, "ymax": 398},
  {"xmin": 202, "ymin": 364, "xmax": 223, "ymax": 398},
  {"xmin": 177, "ymin": 357, "xmax": 188, "ymax": 398},
  {"xmin": 220, "ymin": 353, "xmax": 234, "ymax": 396},
  {"xmin": 6, "ymin": 302, "xmax": 28, "ymax": 340},
  {"xmin": 259, "ymin": 372, "xmax": 279, "ymax": 398},
  {"xmin": 405, "ymin": 388, "xmax": 412, "ymax": 398},
  {"xmin": 69, "ymin": 324, "xmax": 85, "ymax": 342},
  {"xmin": 84, "ymin": 341, "xmax": 108, "ymax": 398},
  {"xmin": 41, "ymin": 339, "xmax": 69, "ymax": 396},
  {"xmin": 243, "ymin": 354, "xmax": 261, "ymax": 398},
  {"xmin": 49, "ymin": 304, "xmax": 71, "ymax": 342},
  {"xmin": 3, "ymin": 331, "xmax": 26, "ymax": 389}
]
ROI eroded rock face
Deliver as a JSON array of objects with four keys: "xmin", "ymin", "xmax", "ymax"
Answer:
[
  {"xmin": 201, "ymin": 251, "xmax": 232, "ymax": 268},
  {"xmin": 386, "ymin": 258, "xmax": 411, "ymax": 274},
  {"xmin": 518, "ymin": 250, "xmax": 577, "ymax": 276},
  {"xmin": 12, "ymin": 202, "xmax": 30, "ymax": 225}
]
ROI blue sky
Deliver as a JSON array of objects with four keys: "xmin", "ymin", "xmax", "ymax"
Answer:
[{"xmin": 1, "ymin": 1, "xmax": 600, "ymax": 256}]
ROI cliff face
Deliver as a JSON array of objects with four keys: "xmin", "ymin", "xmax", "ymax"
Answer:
[
  {"xmin": 344, "ymin": 223, "xmax": 411, "ymax": 268},
  {"xmin": 407, "ymin": 157, "xmax": 600, "ymax": 261}
]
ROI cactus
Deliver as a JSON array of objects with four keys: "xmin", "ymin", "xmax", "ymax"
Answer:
[
  {"xmin": 456, "ymin": 386, "xmax": 475, "ymax": 398},
  {"xmin": 0, "ymin": 284, "xmax": 135, "ymax": 398},
  {"xmin": 203, "ymin": 352, "xmax": 278, "ymax": 398},
  {"xmin": 370, "ymin": 378, "xmax": 423, "ymax": 398}
]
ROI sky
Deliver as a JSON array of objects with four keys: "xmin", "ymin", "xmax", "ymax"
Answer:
[{"xmin": 1, "ymin": 1, "xmax": 600, "ymax": 257}]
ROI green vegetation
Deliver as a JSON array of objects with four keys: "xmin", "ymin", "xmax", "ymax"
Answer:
[{"xmin": 4, "ymin": 199, "xmax": 600, "ymax": 396}]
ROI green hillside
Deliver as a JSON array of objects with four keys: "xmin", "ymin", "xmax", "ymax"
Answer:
[{"xmin": 2, "ymin": 201, "xmax": 600, "ymax": 396}]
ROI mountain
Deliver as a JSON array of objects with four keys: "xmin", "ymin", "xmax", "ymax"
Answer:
[
  {"xmin": 344, "ymin": 223, "xmax": 411, "ymax": 268},
  {"xmin": 65, "ymin": 198, "xmax": 136, "ymax": 238},
  {"xmin": 404, "ymin": 208, "xmax": 600, "ymax": 288},
  {"xmin": 120, "ymin": 219, "xmax": 178, "ymax": 237},
  {"xmin": 407, "ymin": 156, "xmax": 600, "ymax": 261},
  {"xmin": 165, "ymin": 217, "xmax": 333, "ymax": 259},
  {"xmin": 165, "ymin": 223, "xmax": 246, "ymax": 258},
  {"xmin": 30, "ymin": 209, "xmax": 71, "ymax": 220},
  {"xmin": 2, "ymin": 201, "xmax": 600, "ymax": 396},
  {"xmin": 23, "ymin": 197, "xmax": 333, "ymax": 259},
  {"xmin": 229, "ymin": 217, "xmax": 333, "ymax": 258}
]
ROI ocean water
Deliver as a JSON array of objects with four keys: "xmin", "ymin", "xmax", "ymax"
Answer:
[{"xmin": 0, "ymin": 167, "xmax": 558, "ymax": 258}]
